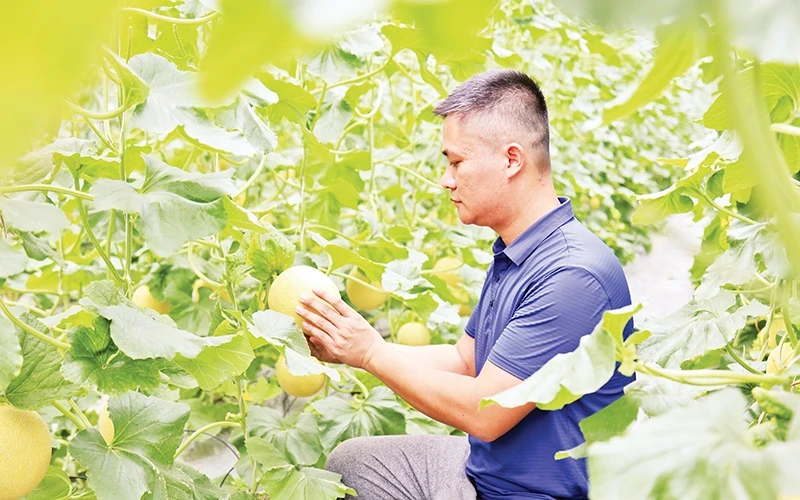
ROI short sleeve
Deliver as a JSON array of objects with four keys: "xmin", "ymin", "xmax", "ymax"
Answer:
[{"xmin": 487, "ymin": 266, "xmax": 612, "ymax": 381}]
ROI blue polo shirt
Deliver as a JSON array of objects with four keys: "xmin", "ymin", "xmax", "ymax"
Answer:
[{"xmin": 465, "ymin": 197, "xmax": 634, "ymax": 500}]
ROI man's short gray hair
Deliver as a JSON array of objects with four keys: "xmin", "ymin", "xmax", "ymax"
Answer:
[{"xmin": 433, "ymin": 70, "xmax": 549, "ymax": 157}]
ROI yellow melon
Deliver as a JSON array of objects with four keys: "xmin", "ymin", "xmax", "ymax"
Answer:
[
  {"xmin": 268, "ymin": 266, "xmax": 340, "ymax": 327},
  {"xmin": 0, "ymin": 405, "xmax": 52, "ymax": 500}
]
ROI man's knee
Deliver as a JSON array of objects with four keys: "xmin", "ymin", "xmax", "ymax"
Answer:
[{"xmin": 324, "ymin": 437, "xmax": 367, "ymax": 475}]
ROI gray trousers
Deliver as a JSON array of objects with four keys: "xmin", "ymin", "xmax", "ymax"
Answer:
[{"xmin": 325, "ymin": 435, "xmax": 478, "ymax": 500}]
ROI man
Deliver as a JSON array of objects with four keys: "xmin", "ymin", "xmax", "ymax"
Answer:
[{"xmin": 296, "ymin": 69, "xmax": 635, "ymax": 499}]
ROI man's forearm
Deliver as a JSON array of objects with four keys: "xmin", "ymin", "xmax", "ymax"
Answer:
[
  {"xmin": 364, "ymin": 341, "xmax": 487, "ymax": 439},
  {"xmin": 387, "ymin": 343, "xmax": 471, "ymax": 375}
]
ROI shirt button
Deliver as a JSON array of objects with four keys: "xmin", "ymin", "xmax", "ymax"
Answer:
[
  {"xmin": 489, "ymin": 300, "xmax": 494, "ymax": 307},
  {"xmin": 494, "ymin": 276, "xmax": 500, "ymax": 282}
]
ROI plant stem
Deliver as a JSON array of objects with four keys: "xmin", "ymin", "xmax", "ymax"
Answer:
[
  {"xmin": 330, "ymin": 271, "xmax": 385, "ymax": 294},
  {"xmin": 234, "ymin": 154, "xmax": 268, "ymax": 199},
  {"xmin": 340, "ymin": 369, "xmax": 370, "ymax": 397},
  {"xmin": 637, "ymin": 362, "xmax": 789, "ymax": 386},
  {"xmin": 725, "ymin": 345, "xmax": 762, "ymax": 375},
  {"xmin": 69, "ymin": 399, "xmax": 93, "ymax": 429},
  {"xmin": 700, "ymin": 191, "xmax": 757, "ymax": 225},
  {"xmin": 781, "ymin": 280, "xmax": 798, "ymax": 345},
  {"xmin": 52, "ymin": 402, "xmax": 86, "ymax": 430},
  {"xmin": 81, "ymin": 116, "xmax": 119, "ymax": 154},
  {"xmin": 0, "ymin": 184, "xmax": 94, "ymax": 200},
  {"xmin": 772, "ymin": 122, "xmax": 800, "ymax": 137},
  {"xmin": 173, "ymin": 421, "xmax": 240, "ymax": 459},
  {"xmin": 0, "ymin": 298, "xmax": 71, "ymax": 350},
  {"xmin": 187, "ymin": 243, "xmax": 222, "ymax": 288},
  {"xmin": 66, "ymin": 100, "xmax": 135, "ymax": 120},
  {"xmin": 73, "ymin": 176, "xmax": 125, "ymax": 285},
  {"xmin": 121, "ymin": 7, "xmax": 219, "ymax": 24},
  {"xmin": 311, "ymin": 56, "xmax": 393, "ymax": 95}
]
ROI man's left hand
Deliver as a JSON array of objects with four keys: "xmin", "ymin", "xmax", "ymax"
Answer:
[{"xmin": 296, "ymin": 288, "xmax": 385, "ymax": 370}]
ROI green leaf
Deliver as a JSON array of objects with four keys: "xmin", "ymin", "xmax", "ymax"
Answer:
[
  {"xmin": 5, "ymin": 314, "xmax": 78, "ymax": 409},
  {"xmin": 703, "ymin": 64, "xmax": 800, "ymax": 130},
  {"xmin": 244, "ymin": 227, "xmax": 296, "ymax": 280},
  {"xmin": 144, "ymin": 462, "xmax": 223, "ymax": 500},
  {"xmin": 175, "ymin": 107, "xmax": 257, "ymax": 156},
  {"xmin": 311, "ymin": 386, "xmax": 406, "ymax": 451},
  {"xmin": 247, "ymin": 406, "xmax": 323, "ymax": 466},
  {"xmin": 70, "ymin": 392, "xmax": 190, "ymax": 500},
  {"xmin": 638, "ymin": 291, "xmax": 768, "ymax": 368},
  {"xmin": 260, "ymin": 466, "xmax": 356, "ymax": 500},
  {"xmin": 258, "ymin": 73, "xmax": 317, "ymax": 125},
  {"xmin": 20, "ymin": 232, "xmax": 67, "ymax": 267},
  {"xmin": 91, "ymin": 154, "xmax": 235, "ymax": 257},
  {"xmin": 128, "ymin": 53, "xmax": 205, "ymax": 134},
  {"xmin": 0, "ymin": 317, "xmax": 22, "ymax": 394},
  {"xmin": 587, "ymin": 389, "xmax": 782, "ymax": 500},
  {"xmin": 247, "ymin": 310, "xmax": 309, "ymax": 354},
  {"xmin": 214, "ymin": 96, "xmax": 278, "ymax": 153},
  {"xmin": 246, "ymin": 435, "xmax": 292, "ymax": 471},
  {"xmin": 604, "ymin": 18, "xmax": 707, "ymax": 124},
  {"xmin": 24, "ymin": 466, "xmax": 72, "ymax": 500},
  {"xmin": 283, "ymin": 347, "xmax": 340, "ymax": 382},
  {"xmin": 0, "ymin": 238, "xmax": 27, "ymax": 278},
  {"xmin": 624, "ymin": 375, "xmax": 709, "ymax": 417},
  {"xmin": 103, "ymin": 50, "xmax": 150, "ymax": 109},
  {"xmin": 0, "ymin": 196, "xmax": 68, "ymax": 234},
  {"xmin": 632, "ymin": 184, "xmax": 695, "ymax": 225},
  {"xmin": 61, "ymin": 322, "xmax": 161, "ymax": 395},
  {"xmin": 481, "ymin": 305, "xmax": 639, "ymax": 411},
  {"xmin": 175, "ymin": 333, "xmax": 254, "ymax": 391},
  {"xmin": 325, "ymin": 245, "xmax": 384, "ymax": 281},
  {"xmin": 80, "ymin": 281, "xmax": 233, "ymax": 361},
  {"xmin": 223, "ymin": 196, "xmax": 268, "ymax": 233}
]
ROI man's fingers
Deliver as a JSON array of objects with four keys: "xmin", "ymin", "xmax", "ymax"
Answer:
[
  {"xmin": 312, "ymin": 287, "xmax": 354, "ymax": 317},
  {"xmin": 298, "ymin": 295, "xmax": 342, "ymax": 325},
  {"xmin": 302, "ymin": 320, "xmax": 333, "ymax": 349},
  {"xmin": 296, "ymin": 303, "xmax": 337, "ymax": 333}
]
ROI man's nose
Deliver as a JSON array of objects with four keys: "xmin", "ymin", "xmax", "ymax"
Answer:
[{"xmin": 440, "ymin": 168, "xmax": 455, "ymax": 190}]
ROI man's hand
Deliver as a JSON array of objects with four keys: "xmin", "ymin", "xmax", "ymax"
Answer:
[{"xmin": 296, "ymin": 287, "xmax": 385, "ymax": 370}]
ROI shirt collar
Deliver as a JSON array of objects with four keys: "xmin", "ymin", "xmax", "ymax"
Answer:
[{"xmin": 492, "ymin": 196, "xmax": 575, "ymax": 266}]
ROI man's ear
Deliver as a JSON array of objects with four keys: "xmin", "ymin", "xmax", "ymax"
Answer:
[{"xmin": 505, "ymin": 143, "xmax": 524, "ymax": 179}]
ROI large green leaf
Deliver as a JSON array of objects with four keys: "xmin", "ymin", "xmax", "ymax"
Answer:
[
  {"xmin": 247, "ymin": 310, "xmax": 310, "ymax": 355},
  {"xmin": 61, "ymin": 321, "xmax": 162, "ymax": 395},
  {"xmin": 243, "ymin": 227, "xmax": 296, "ymax": 280},
  {"xmin": 0, "ymin": 316, "xmax": 22, "ymax": 395},
  {"xmin": 587, "ymin": 390, "xmax": 782, "ymax": 500},
  {"xmin": 603, "ymin": 18, "xmax": 707, "ymax": 124},
  {"xmin": 247, "ymin": 406, "xmax": 324, "ymax": 466},
  {"xmin": 261, "ymin": 466, "xmax": 356, "ymax": 500},
  {"xmin": 0, "ymin": 196, "xmax": 68, "ymax": 234},
  {"xmin": 0, "ymin": 238, "xmax": 28, "ymax": 278},
  {"xmin": 481, "ymin": 305, "xmax": 639, "ymax": 411},
  {"xmin": 80, "ymin": 281, "xmax": 233, "ymax": 360},
  {"xmin": 311, "ymin": 386, "xmax": 407, "ymax": 451},
  {"xmin": 248, "ymin": 436, "xmax": 355, "ymax": 500},
  {"xmin": 703, "ymin": 64, "xmax": 800, "ymax": 130},
  {"xmin": 638, "ymin": 291, "xmax": 767, "ymax": 368},
  {"xmin": 25, "ymin": 466, "xmax": 73, "ymax": 500},
  {"xmin": 70, "ymin": 392, "xmax": 193, "ymax": 500},
  {"xmin": 90, "ymin": 154, "xmax": 235, "ymax": 257},
  {"xmin": 175, "ymin": 333, "xmax": 254, "ymax": 391},
  {"xmin": 4, "ymin": 314, "xmax": 78, "ymax": 409}
]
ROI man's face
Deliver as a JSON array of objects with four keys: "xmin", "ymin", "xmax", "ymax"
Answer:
[{"xmin": 440, "ymin": 114, "xmax": 507, "ymax": 227}]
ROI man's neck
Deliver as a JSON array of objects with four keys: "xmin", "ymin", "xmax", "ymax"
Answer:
[{"xmin": 495, "ymin": 184, "xmax": 561, "ymax": 246}]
